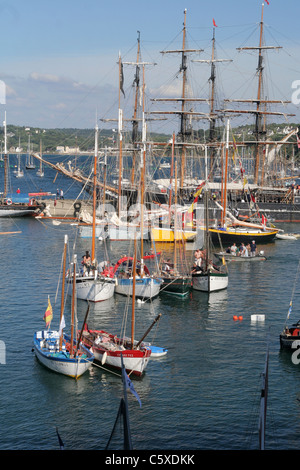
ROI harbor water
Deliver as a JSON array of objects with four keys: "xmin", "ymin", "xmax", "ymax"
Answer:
[{"xmin": 0, "ymin": 213, "xmax": 300, "ymax": 450}]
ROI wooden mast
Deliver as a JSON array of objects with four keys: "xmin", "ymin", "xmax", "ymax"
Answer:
[
  {"xmin": 140, "ymin": 64, "xmax": 146, "ymax": 271},
  {"xmin": 131, "ymin": 237, "xmax": 137, "ymax": 348},
  {"xmin": 219, "ymin": 2, "xmax": 294, "ymax": 185},
  {"xmin": 222, "ymin": 120, "xmax": 230, "ymax": 227},
  {"xmin": 3, "ymin": 111, "xmax": 8, "ymax": 197},
  {"xmin": 118, "ymin": 53, "xmax": 123, "ymax": 218},
  {"xmin": 59, "ymin": 234, "xmax": 68, "ymax": 351},
  {"xmin": 149, "ymin": 9, "xmax": 204, "ymax": 200},
  {"xmin": 193, "ymin": 26, "xmax": 232, "ymax": 179},
  {"xmin": 130, "ymin": 31, "xmax": 141, "ymax": 187},
  {"xmin": 91, "ymin": 121, "xmax": 98, "ymax": 264},
  {"xmin": 70, "ymin": 254, "xmax": 77, "ymax": 357}
]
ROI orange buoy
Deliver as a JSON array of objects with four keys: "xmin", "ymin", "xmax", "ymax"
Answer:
[
  {"xmin": 233, "ymin": 315, "xmax": 238, "ymax": 321},
  {"xmin": 238, "ymin": 316, "xmax": 243, "ymax": 321}
]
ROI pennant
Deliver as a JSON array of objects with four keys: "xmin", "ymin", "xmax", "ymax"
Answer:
[
  {"xmin": 43, "ymin": 297, "xmax": 53, "ymax": 328},
  {"xmin": 243, "ymin": 176, "xmax": 248, "ymax": 187},
  {"xmin": 58, "ymin": 315, "xmax": 66, "ymax": 337},
  {"xmin": 213, "ymin": 18, "xmax": 218, "ymax": 27},
  {"xmin": 265, "ymin": 0, "xmax": 269, "ymax": 5},
  {"xmin": 121, "ymin": 361, "xmax": 142, "ymax": 408},
  {"xmin": 119, "ymin": 60, "xmax": 125, "ymax": 98},
  {"xmin": 261, "ymin": 214, "xmax": 267, "ymax": 226}
]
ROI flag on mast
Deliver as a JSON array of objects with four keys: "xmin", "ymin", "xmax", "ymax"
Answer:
[
  {"xmin": 213, "ymin": 18, "xmax": 218, "ymax": 27},
  {"xmin": 43, "ymin": 296, "xmax": 53, "ymax": 328}
]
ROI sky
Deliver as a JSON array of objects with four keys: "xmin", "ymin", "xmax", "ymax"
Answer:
[{"xmin": 0, "ymin": 0, "xmax": 300, "ymax": 133}]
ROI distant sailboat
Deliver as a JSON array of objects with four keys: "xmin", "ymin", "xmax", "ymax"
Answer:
[
  {"xmin": 15, "ymin": 138, "xmax": 24, "ymax": 178},
  {"xmin": 36, "ymin": 140, "xmax": 44, "ymax": 177},
  {"xmin": 25, "ymin": 135, "xmax": 35, "ymax": 169}
]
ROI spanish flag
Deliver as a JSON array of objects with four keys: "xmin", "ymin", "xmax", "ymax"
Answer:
[{"xmin": 43, "ymin": 296, "xmax": 53, "ymax": 328}]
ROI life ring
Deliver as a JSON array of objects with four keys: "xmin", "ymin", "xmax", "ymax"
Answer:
[
  {"xmin": 74, "ymin": 201, "xmax": 81, "ymax": 217},
  {"xmin": 6, "ymin": 198, "xmax": 12, "ymax": 205},
  {"xmin": 74, "ymin": 202, "xmax": 81, "ymax": 210}
]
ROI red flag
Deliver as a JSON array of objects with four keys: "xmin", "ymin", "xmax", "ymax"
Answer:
[
  {"xmin": 265, "ymin": 0, "xmax": 269, "ymax": 4},
  {"xmin": 213, "ymin": 18, "xmax": 217, "ymax": 27}
]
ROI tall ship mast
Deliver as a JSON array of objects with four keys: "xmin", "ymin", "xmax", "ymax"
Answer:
[{"xmin": 219, "ymin": 1, "xmax": 295, "ymax": 185}]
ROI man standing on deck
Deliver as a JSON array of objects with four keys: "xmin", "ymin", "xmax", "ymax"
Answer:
[{"xmin": 250, "ymin": 240, "xmax": 257, "ymax": 257}]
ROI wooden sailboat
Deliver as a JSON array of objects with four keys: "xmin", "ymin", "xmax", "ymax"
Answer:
[
  {"xmin": 208, "ymin": 120, "xmax": 278, "ymax": 245},
  {"xmin": 159, "ymin": 160, "xmax": 191, "ymax": 296},
  {"xmin": 66, "ymin": 123, "xmax": 115, "ymax": 302},
  {"xmin": 33, "ymin": 235, "xmax": 94, "ymax": 379},
  {"xmin": 192, "ymin": 188, "xmax": 228, "ymax": 292},
  {"xmin": 279, "ymin": 259, "xmax": 300, "ymax": 349},
  {"xmin": 81, "ymin": 240, "xmax": 153, "ymax": 377}
]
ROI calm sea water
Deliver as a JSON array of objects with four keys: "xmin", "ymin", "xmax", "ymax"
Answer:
[{"xmin": 1, "ymin": 160, "xmax": 300, "ymax": 450}]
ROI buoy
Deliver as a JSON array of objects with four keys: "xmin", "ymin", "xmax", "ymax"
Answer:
[
  {"xmin": 238, "ymin": 316, "xmax": 243, "ymax": 321},
  {"xmin": 233, "ymin": 315, "xmax": 238, "ymax": 321}
]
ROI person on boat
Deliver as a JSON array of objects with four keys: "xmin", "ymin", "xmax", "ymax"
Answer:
[
  {"xmin": 239, "ymin": 243, "xmax": 248, "ymax": 257},
  {"xmin": 16, "ymin": 188, "xmax": 20, "ymax": 194},
  {"xmin": 250, "ymin": 240, "xmax": 257, "ymax": 257},
  {"xmin": 230, "ymin": 243, "xmax": 238, "ymax": 256},
  {"xmin": 82, "ymin": 251, "xmax": 91, "ymax": 274},
  {"xmin": 60, "ymin": 189, "xmax": 64, "ymax": 200},
  {"xmin": 246, "ymin": 243, "xmax": 251, "ymax": 255}
]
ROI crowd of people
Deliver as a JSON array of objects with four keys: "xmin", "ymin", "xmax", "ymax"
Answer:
[{"xmin": 226, "ymin": 240, "xmax": 257, "ymax": 257}]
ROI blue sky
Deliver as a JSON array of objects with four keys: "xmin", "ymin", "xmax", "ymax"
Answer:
[{"xmin": 0, "ymin": 0, "xmax": 300, "ymax": 131}]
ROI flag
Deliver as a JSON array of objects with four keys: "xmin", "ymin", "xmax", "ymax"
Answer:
[
  {"xmin": 265, "ymin": 0, "xmax": 269, "ymax": 5},
  {"xmin": 243, "ymin": 176, "xmax": 248, "ymax": 187},
  {"xmin": 261, "ymin": 214, "xmax": 267, "ymax": 226},
  {"xmin": 121, "ymin": 360, "xmax": 142, "ymax": 408},
  {"xmin": 58, "ymin": 315, "xmax": 66, "ymax": 337},
  {"xmin": 232, "ymin": 135, "xmax": 238, "ymax": 163},
  {"xmin": 119, "ymin": 60, "xmax": 125, "ymax": 98},
  {"xmin": 43, "ymin": 297, "xmax": 53, "ymax": 328},
  {"xmin": 213, "ymin": 18, "xmax": 218, "ymax": 27}
]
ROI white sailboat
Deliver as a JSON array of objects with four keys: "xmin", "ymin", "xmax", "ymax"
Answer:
[
  {"xmin": 67, "ymin": 123, "xmax": 115, "ymax": 302},
  {"xmin": 33, "ymin": 235, "xmax": 94, "ymax": 379},
  {"xmin": 15, "ymin": 139, "xmax": 24, "ymax": 178},
  {"xmin": 25, "ymin": 134, "xmax": 35, "ymax": 169},
  {"xmin": 36, "ymin": 140, "xmax": 44, "ymax": 177}
]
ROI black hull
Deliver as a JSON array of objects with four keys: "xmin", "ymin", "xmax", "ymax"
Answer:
[
  {"xmin": 209, "ymin": 228, "xmax": 278, "ymax": 245},
  {"xmin": 160, "ymin": 276, "xmax": 191, "ymax": 295}
]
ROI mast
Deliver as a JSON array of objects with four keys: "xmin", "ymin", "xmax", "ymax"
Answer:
[
  {"xmin": 131, "ymin": 237, "xmax": 137, "ymax": 348},
  {"xmin": 140, "ymin": 64, "xmax": 146, "ymax": 271},
  {"xmin": 70, "ymin": 254, "xmax": 77, "ymax": 357},
  {"xmin": 92, "ymin": 121, "xmax": 98, "ymax": 263},
  {"xmin": 221, "ymin": 120, "xmax": 230, "ymax": 227},
  {"xmin": 219, "ymin": 2, "xmax": 294, "ymax": 185},
  {"xmin": 192, "ymin": 25, "xmax": 232, "ymax": 178},
  {"xmin": 130, "ymin": 31, "xmax": 141, "ymax": 187},
  {"xmin": 150, "ymin": 9, "xmax": 204, "ymax": 197},
  {"xmin": 59, "ymin": 234, "xmax": 68, "ymax": 351},
  {"xmin": 259, "ymin": 343, "xmax": 269, "ymax": 450},
  {"xmin": 3, "ymin": 111, "xmax": 8, "ymax": 197},
  {"xmin": 118, "ymin": 53, "xmax": 123, "ymax": 218}
]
